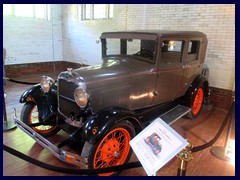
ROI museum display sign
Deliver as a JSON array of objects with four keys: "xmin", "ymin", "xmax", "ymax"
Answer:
[{"xmin": 130, "ymin": 117, "xmax": 188, "ymax": 176}]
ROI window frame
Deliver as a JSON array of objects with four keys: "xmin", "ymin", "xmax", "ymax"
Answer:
[
  {"xmin": 101, "ymin": 37, "xmax": 158, "ymax": 65},
  {"xmin": 79, "ymin": 4, "xmax": 113, "ymax": 21},
  {"xmin": 3, "ymin": 4, "xmax": 51, "ymax": 21},
  {"xmin": 159, "ymin": 38, "xmax": 186, "ymax": 70},
  {"xmin": 186, "ymin": 38, "xmax": 203, "ymax": 62}
]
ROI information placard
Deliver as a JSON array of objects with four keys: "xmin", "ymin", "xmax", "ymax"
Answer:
[{"xmin": 130, "ymin": 117, "xmax": 188, "ymax": 176}]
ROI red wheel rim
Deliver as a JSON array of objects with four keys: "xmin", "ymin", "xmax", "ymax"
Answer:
[
  {"xmin": 93, "ymin": 128, "xmax": 131, "ymax": 176},
  {"xmin": 29, "ymin": 105, "xmax": 57, "ymax": 134},
  {"xmin": 192, "ymin": 88, "xmax": 204, "ymax": 115}
]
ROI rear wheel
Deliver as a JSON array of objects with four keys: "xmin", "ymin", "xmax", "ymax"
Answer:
[
  {"xmin": 82, "ymin": 120, "xmax": 135, "ymax": 176},
  {"xmin": 20, "ymin": 101, "xmax": 60, "ymax": 138},
  {"xmin": 145, "ymin": 137, "xmax": 150, "ymax": 143},
  {"xmin": 187, "ymin": 86, "xmax": 204, "ymax": 119},
  {"xmin": 155, "ymin": 149, "xmax": 161, "ymax": 154}
]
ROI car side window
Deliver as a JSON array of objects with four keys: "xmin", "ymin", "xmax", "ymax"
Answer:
[
  {"xmin": 160, "ymin": 40, "xmax": 185, "ymax": 67},
  {"xmin": 187, "ymin": 40, "xmax": 201, "ymax": 61},
  {"xmin": 104, "ymin": 38, "xmax": 157, "ymax": 64}
]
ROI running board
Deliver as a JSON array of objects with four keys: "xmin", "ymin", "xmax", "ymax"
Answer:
[{"xmin": 160, "ymin": 105, "xmax": 191, "ymax": 125}]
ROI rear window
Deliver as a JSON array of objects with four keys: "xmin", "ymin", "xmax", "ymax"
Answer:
[{"xmin": 160, "ymin": 40, "xmax": 184, "ymax": 64}]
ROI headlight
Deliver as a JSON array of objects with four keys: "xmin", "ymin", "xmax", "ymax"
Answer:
[
  {"xmin": 41, "ymin": 76, "xmax": 54, "ymax": 93},
  {"xmin": 74, "ymin": 87, "xmax": 89, "ymax": 108}
]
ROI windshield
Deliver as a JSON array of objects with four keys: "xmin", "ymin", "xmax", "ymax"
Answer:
[{"xmin": 102, "ymin": 38, "xmax": 157, "ymax": 64}]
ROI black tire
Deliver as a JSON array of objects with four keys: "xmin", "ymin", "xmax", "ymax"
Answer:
[
  {"xmin": 186, "ymin": 86, "xmax": 205, "ymax": 119},
  {"xmin": 20, "ymin": 101, "xmax": 60, "ymax": 138},
  {"xmin": 81, "ymin": 120, "xmax": 135, "ymax": 176}
]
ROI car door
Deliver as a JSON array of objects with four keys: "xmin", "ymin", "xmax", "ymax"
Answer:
[
  {"xmin": 152, "ymin": 38, "xmax": 188, "ymax": 105},
  {"xmin": 130, "ymin": 62, "xmax": 158, "ymax": 110},
  {"xmin": 180, "ymin": 37, "xmax": 204, "ymax": 94},
  {"xmin": 127, "ymin": 38, "xmax": 159, "ymax": 110}
]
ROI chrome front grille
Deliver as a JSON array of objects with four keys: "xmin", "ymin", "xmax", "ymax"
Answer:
[
  {"xmin": 57, "ymin": 70, "xmax": 88, "ymax": 127},
  {"xmin": 58, "ymin": 78, "xmax": 81, "ymax": 123}
]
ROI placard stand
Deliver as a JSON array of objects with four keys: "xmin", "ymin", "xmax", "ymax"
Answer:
[{"xmin": 177, "ymin": 140, "xmax": 193, "ymax": 176}]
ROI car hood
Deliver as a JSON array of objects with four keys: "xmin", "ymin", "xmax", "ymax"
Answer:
[
  {"xmin": 72, "ymin": 57, "xmax": 152, "ymax": 88},
  {"xmin": 59, "ymin": 57, "xmax": 155, "ymax": 112},
  {"xmin": 74, "ymin": 58, "xmax": 129, "ymax": 86}
]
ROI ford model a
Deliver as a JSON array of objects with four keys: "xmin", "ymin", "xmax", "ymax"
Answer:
[{"xmin": 15, "ymin": 31, "xmax": 209, "ymax": 176}]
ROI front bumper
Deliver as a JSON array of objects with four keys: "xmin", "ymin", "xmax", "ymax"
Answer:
[{"xmin": 13, "ymin": 109, "xmax": 88, "ymax": 168}]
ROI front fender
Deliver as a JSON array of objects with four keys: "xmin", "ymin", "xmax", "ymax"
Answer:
[
  {"xmin": 82, "ymin": 106, "xmax": 143, "ymax": 144},
  {"xmin": 19, "ymin": 84, "xmax": 58, "ymax": 121},
  {"xmin": 19, "ymin": 84, "xmax": 41, "ymax": 103}
]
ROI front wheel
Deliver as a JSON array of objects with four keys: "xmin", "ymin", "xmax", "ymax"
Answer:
[
  {"xmin": 82, "ymin": 120, "xmax": 135, "ymax": 176},
  {"xmin": 20, "ymin": 101, "xmax": 60, "ymax": 138},
  {"xmin": 187, "ymin": 86, "xmax": 204, "ymax": 119}
]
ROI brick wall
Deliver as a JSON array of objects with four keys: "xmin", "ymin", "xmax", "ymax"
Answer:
[
  {"xmin": 3, "ymin": 5, "xmax": 63, "ymax": 65},
  {"xmin": 4, "ymin": 4, "xmax": 235, "ymax": 91},
  {"xmin": 4, "ymin": 61, "xmax": 85, "ymax": 79},
  {"xmin": 3, "ymin": 4, "xmax": 235, "ymax": 110},
  {"xmin": 62, "ymin": 4, "xmax": 235, "ymax": 91},
  {"xmin": 128, "ymin": 4, "xmax": 235, "ymax": 91},
  {"xmin": 61, "ymin": 4, "xmax": 235, "ymax": 110},
  {"xmin": 209, "ymin": 87, "xmax": 234, "ymax": 110},
  {"xmin": 62, "ymin": 4, "xmax": 127, "ymax": 65}
]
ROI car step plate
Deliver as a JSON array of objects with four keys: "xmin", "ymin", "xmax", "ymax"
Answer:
[{"xmin": 160, "ymin": 105, "xmax": 191, "ymax": 125}]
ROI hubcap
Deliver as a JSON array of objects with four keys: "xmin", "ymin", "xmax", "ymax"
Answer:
[
  {"xmin": 30, "ymin": 105, "xmax": 55, "ymax": 133},
  {"xmin": 93, "ymin": 128, "xmax": 131, "ymax": 176},
  {"xmin": 114, "ymin": 151, "xmax": 120, "ymax": 158},
  {"xmin": 192, "ymin": 88, "xmax": 204, "ymax": 115}
]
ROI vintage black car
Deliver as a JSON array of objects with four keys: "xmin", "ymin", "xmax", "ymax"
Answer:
[
  {"xmin": 15, "ymin": 30, "xmax": 209, "ymax": 176},
  {"xmin": 145, "ymin": 133, "xmax": 162, "ymax": 154}
]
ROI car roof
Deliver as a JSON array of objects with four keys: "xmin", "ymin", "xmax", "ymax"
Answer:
[{"xmin": 101, "ymin": 30, "xmax": 207, "ymax": 39}]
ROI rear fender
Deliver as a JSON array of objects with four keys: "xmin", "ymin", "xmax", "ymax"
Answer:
[
  {"xmin": 184, "ymin": 74, "xmax": 209, "ymax": 105},
  {"xmin": 19, "ymin": 84, "xmax": 58, "ymax": 121},
  {"xmin": 82, "ymin": 106, "xmax": 143, "ymax": 144}
]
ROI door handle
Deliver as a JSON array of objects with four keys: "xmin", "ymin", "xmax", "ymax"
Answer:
[
  {"xmin": 153, "ymin": 91, "xmax": 158, "ymax": 97},
  {"xmin": 150, "ymin": 69, "xmax": 158, "ymax": 73}
]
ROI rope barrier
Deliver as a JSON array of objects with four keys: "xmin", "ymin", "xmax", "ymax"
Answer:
[
  {"xmin": 5, "ymin": 77, "xmax": 38, "ymax": 85},
  {"xmin": 192, "ymin": 101, "xmax": 234, "ymax": 153},
  {"xmin": 3, "ymin": 78, "xmax": 234, "ymax": 175},
  {"xmin": 3, "ymin": 144, "xmax": 141, "ymax": 175}
]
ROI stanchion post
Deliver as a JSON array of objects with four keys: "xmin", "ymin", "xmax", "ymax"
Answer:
[
  {"xmin": 177, "ymin": 140, "xmax": 193, "ymax": 176},
  {"xmin": 211, "ymin": 96, "xmax": 235, "ymax": 162},
  {"xmin": 3, "ymin": 47, "xmax": 17, "ymax": 132},
  {"xmin": 3, "ymin": 87, "xmax": 17, "ymax": 132}
]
